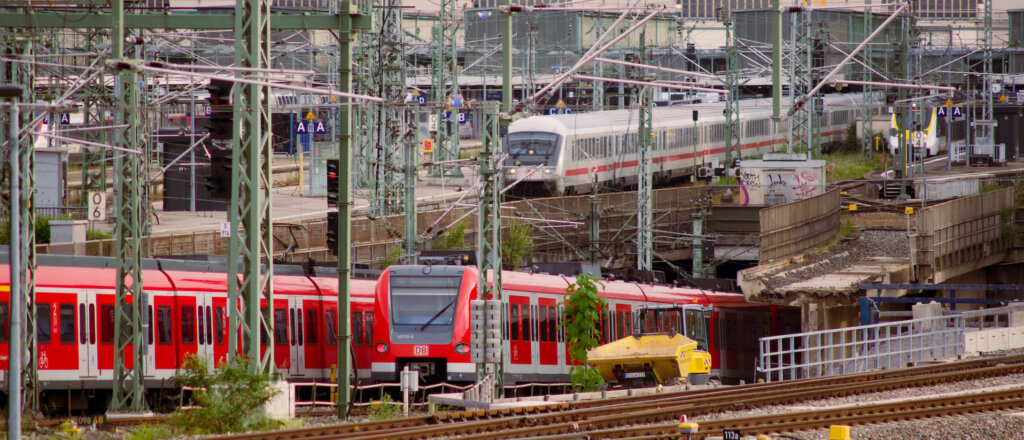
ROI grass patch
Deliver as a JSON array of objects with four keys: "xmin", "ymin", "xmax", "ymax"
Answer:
[
  {"xmin": 87, "ymin": 229, "xmax": 112, "ymax": 240},
  {"xmin": 368, "ymin": 393, "xmax": 404, "ymax": 421},
  {"xmin": 824, "ymin": 151, "xmax": 888, "ymax": 181}
]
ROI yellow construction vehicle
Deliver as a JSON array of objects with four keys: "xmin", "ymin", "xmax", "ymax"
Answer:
[{"xmin": 588, "ymin": 304, "xmax": 717, "ymax": 387}]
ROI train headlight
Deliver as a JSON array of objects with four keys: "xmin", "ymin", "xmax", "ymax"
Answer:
[
  {"xmin": 544, "ymin": 168, "xmax": 552, "ymax": 174},
  {"xmin": 375, "ymin": 342, "xmax": 389, "ymax": 354},
  {"xmin": 454, "ymin": 342, "xmax": 470, "ymax": 355},
  {"xmin": 508, "ymin": 168, "xmax": 517, "ymax": 174}
]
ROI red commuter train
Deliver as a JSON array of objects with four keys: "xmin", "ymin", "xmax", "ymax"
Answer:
[
  {"xmin": 0, "ymin": 256, "xmax": 376, "ymax": 412},
  {"xmin": 370, "ymin": 264, "xmax": 801, "ymax": 386}
]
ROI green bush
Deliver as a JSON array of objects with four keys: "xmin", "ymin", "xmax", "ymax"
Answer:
[
  {"xmin": 87, "ymin": 229, "xmax": 112, "ymax": 240},
  {"xmin": 168, "ymin": 355, "xmax": 281, "ymax": 435},
  {"xmin": 501, "ymin": 221, "xmax": 534, "ymax": 270},
  {"xmin": 433, "ymin": 220, "xmax": 468, "ymax": 251},
  {"xmin": 560, "ymin": 274, "xmax": 607, "ymax": 392}
]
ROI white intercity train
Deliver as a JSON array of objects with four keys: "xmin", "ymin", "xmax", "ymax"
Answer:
[{"xmin": 505, "ymin": 94, "xmax": 868, "ymax": 196}]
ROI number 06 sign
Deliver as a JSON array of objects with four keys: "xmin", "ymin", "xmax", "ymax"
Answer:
[{"xmin": 88, "ymin": 191, "xmax": 106, "ymax": 222}]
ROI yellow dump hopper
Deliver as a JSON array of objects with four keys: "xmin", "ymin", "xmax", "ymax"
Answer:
[{"xmin": 587, "ymin": 333, "xmax": 710, "ymax": 387}]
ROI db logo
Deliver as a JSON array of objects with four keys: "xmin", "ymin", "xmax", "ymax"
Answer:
[{"xmin": 413, "ymin": 345, "xmax": 429, "ymax": 356}]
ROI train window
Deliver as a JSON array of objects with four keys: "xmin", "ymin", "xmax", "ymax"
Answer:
[
  {"xmin": 78, "ymin": 304, "xmax": 85, "ymax": 344},
  {"xmin": 260, "ymin": 307, "xmax": 269, "ymax": 345},
  {"xmin": 557, "ymin": 304, "xmax": 565, "ymax": 343},
  {"xmin": 532, "ymin": 305, "xmax": 538, "ymax": 342},
  {"xmin": 37, "ymin": 304, "xmax": 52, "ymax": 344},
  {"xmin": 274, "ymin": 308, "xmax": 287, "ymax": 346},
  {"xmin": 538, "ymin": 305, "xmax": 550, "ymax": 342},
  {"xmin": 288, "ymin": 309, "xmax": 296, "ymax": 346},
  {"xmin": 522, "ymin": 304, "xmax": 531, "ymax": 342},
  {"xmin": 325, "ymin": 310, "xmax": 338, "ymax": 346},
  {"xmin": 89, "ymin": 305, "xmax": 95, "ymax": 344},
  {"xmin": 548, "ymin": 307, "xmax": 556, "ymax": 343},
  {"xmin": 206, "ymin": 306, "xmax": 212, "ymax": 345},
  {"xmin": 214, "ymin": 307, "xmax": 225, "ymax": 345},
  {"xmin": 157, "ymin": 306, "xmax": 172, "ymax": 345},
  {"xmin": 297, "ymin": 311, "xmax": 303, "ymax": 346},
  {"xmin": 197, "ymin": 306, "xmax": 205, "ymax": 345},
  {"xmin": 180, "ymin": 306, "xmax": 196, "ymax": 345},
  {"xmin": 352, "ymin": 312, "xmax": 364, "ymax": 346},
  {"xmin": 60, "ymin": 304, "xmax": 75, "ymax": 344},
  {"xmin": 0, "ymin": 303, "xmax": 8, "ymax": 343},
  {"xmin": 305, "ymin": 309, "xmax": 318, "ymax": 346},
  {"xmin": 99, "ymin": 304, "xmax": 114, "ymax": 344},
  {"xmin": 615, "ymin": 311, "xmax": 626, "ymax": 339},
  {"xmin": 365, "ymin": 312, "xmax": 373, "ymax": 347},
  {"xmin": 147, "ymin": 305, "xmax": 153, "ymax": 345},
  {"xmin": 509, "ymin": 305, "xmax": 520, "ymax": 341}
]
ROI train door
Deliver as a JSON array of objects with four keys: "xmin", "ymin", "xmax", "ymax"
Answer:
[
  {"xmin": 507, "ymin": 295, "xmax": 532, "ymax": 367},
  {"xmin": 77, "ymin": 291, "xmax": 98, "ymax": 378},
  {"xmin": 195, "ymin": 296, "xmax": 214, "ymax": 364},
  {"xmin": 177, "ymin": 295, "xmax": 199, "ymax": 368},
  {"xmin": 537, "ymin": 298, "xmax": 558, "ymax": 370},
  {"xmin": 211, "ymin": 297, "xmax": 229, "ymax": 366},
  {"xmin": 302, "ymin": 300, "xmax": 323, "ymax": 378},
  {"xmin": 152, "ymin": 295, "xmax": 176, "ymax": 370},
  {"xmin": 272, "ymin": 299, "xmax": 290, "ymax": 373},
  {"xmin": 288, "ymin": 297, "xmax": 305, "ymax": 377},
  {"xmin": 141, "ymin": 293, "xmax": 155, "ymax": 376}
]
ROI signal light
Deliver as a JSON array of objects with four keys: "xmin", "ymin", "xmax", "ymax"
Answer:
[
  {"xmin": 204, "ymin": 155, "xmax": 231, "ymax": 200},
  {"xmin": 375, "ymin": 342, "xmax": 389, "ymax": 354},
  {"xmin": 326, "ymin": 159, "xmax": 339, "ymax": 208},
  {"xmin": 326, "ymin": 211, "xmax": 339, "ymax": 256},
  {"xmin": 204, "ymin": 79, "xmax": 233, "ymax": 140}
]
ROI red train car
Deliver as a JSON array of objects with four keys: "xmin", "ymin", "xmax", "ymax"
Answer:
[
  {"xmin": 0, "ymin": 257, "xmax": 376, "ymax": 411},
  {"xmin": 371, "ymin": 265, "xmax": 799, "ymax": 385}
]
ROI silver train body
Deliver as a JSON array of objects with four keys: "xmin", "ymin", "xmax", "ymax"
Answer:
[{"xmin": 505, "ymin": 94, "xmax": 867, "ymax": 196}]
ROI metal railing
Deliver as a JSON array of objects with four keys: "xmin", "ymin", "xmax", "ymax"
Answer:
[{"xmin": 758, "ymin": 314, "xmax": 964, "ymax": 382}]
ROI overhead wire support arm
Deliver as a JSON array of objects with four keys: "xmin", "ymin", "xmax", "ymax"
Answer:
[{"xmin": 786, "ymin": 3, "xmax": 908, "ymax": 119}]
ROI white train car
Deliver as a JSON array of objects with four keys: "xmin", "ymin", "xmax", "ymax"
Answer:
[{"xmin": 505, "ymin": 94, "xmax": 865, "ymax": 196}]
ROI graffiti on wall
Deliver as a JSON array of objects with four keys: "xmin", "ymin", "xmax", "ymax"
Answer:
[{"xmin": 738, "ymin": 168, "xmax": 820, "ymax": 206}]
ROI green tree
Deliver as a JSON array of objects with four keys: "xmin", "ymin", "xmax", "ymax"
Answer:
[
  {"xmin": 433, "ymin": 220, "xmax": 468, "ymax": 251},
  {"xmin": 501, "ymin": 221, "xmax": 534, "ymax": 270},
  {"xmin": 169, "ymin": 356, "xmax": 280, "ymax": 435},
  {"xmin": 560, "ymin": 274, "xmax": 607, "ymax": 392}
]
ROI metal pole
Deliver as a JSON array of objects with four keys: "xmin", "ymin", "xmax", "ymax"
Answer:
[
  {"xmin": 8, "ymin": 102, "xmax": 22, "ymax": 440},
  {"xmin": 337, "ymin": 0, "xmax": 358, "ymax": 418}
]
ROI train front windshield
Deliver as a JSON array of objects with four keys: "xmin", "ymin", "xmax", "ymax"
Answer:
[
  {"xmin": 389, "ymin": 274, "xmax": 462, "ymax": 342},
  {"xmin": 507, "ymin": 132, "xmax": 560, "ymax": 166}
]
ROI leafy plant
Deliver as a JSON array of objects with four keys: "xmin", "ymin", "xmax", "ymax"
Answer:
[
  {"xmin": 368, "ymin": 393, "xmax": 403, "ymax": 421},
  {"xmin": 560, "ymin": 274, "xmax": 607, "ymax": 392},
  {"xmin": 501, "ymin": 221, "xmax": 534, "ymax": 270},
  {"xmin": 380, "ymin": 247, "xmax": 404, "ymax": 268},
  {"xmin": 168, "ymin": 355, "xmax": 281, "ymax": 435},
  {"xmin": 433, "ymin": 220, "xmax": 468, "ymax": 251},
  {"xmin": 981, "ymin": 180, "xmax": 1004, "ymax": 193}
]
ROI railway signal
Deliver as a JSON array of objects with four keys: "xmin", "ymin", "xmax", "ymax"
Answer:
[
  {"xmin": 203, "ymin": 79, "xmax": 233, "ymax": 140},
  {"xmin": 326, "ymin": 211, "xmax": 339, "ymax": 256},
  {"xmin": 326, "ymin": 159, "xmax": 339, "ymax": 208},
  {"xmin": 204, "ymin": 155, "xmax": 231, "ymax": 200}
]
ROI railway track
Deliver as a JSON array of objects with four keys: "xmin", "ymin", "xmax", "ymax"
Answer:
[{"xmin": 206, "ymin": 354, "xmax": 1024, "ymax": 440}]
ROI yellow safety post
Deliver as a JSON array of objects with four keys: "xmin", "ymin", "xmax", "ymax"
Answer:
[{"xmin": 829, "ymin": 425, "xmax": 852, "ymax": 440}]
